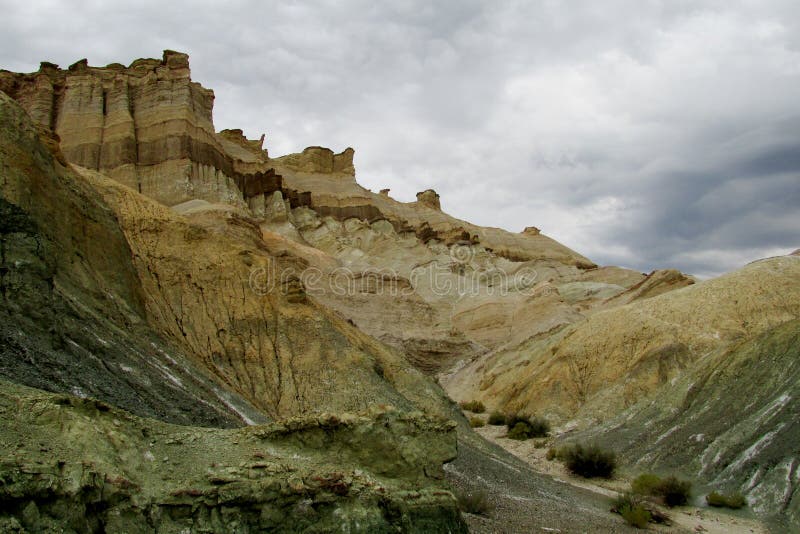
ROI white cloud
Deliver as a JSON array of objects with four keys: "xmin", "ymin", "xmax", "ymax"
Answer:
[{"xmin": 1, "ymin": 0, "xmax": 798, "ymax": 278}]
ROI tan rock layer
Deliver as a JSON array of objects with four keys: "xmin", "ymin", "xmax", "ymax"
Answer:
[{"xmin": 0, "ymin": 51, "xmax": 281, "ymax": 206}]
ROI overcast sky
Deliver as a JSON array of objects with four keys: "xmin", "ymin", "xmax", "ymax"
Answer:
[{"xmin": 3, "ymin": 1, "xmax": 798, "ymax": 277}]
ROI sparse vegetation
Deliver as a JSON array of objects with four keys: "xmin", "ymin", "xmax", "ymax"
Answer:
[
  {"xmin": 560, "ymin": 443, "xmax": 616, "ymax": 478},
  {"xmin": 503, "ymin": 414, "xmax": 550, "ymax": 440},
  {"xmin": 507, "ymin": 422, "xmax": 533, "ymax": 440},
  {"xmin": 487, "ymin": 411, "xmax": 506, "ymax": 425},
  {"xmin": 628, "ymin": 473, "xmax": 692, "ymax": 507},
  {"xmin": 631, "ymin": 473, "xmax": 662, "ymax": 496},
  {"xmin": 459, "ymin": 400, "xmax": 486, "ymax": 413},
  {"xmin": 612, "ymin": 493, "xmax": 670, "ymax": 527},
  {"xmin": 656, "ymin": 476, "xmax": 692, "ymax": 507},
  {"xmin": 706, "ymin": 490, "xmax": 746, "ymax": 509},
  {"xmin": 469, "ymin": 416, "xmax": 485, "ymax": 428},
  {"xmin": 619, "ymin": 503, "xmax": 651, "ymax": 528},
  {"xmin": 454, "ymin": 488, "xmax": 491, "ymax": 516},
  {"xmin": 546, "ymin": 447, "xmax": 559, "ymax": 461}
]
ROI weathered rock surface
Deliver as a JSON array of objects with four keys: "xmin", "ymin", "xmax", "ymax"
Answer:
[
  {"xmin": 3, "ymin": 52, "xmax": 631, "ymax": 375},
  {"xmin": 0, "ymin": 51, "xmax": 280, "ymax": 208},
  {"xmin": 0, "ymin": 380, "xmax": 466, "ymax": 533},
  {"xmin": 0, "ymin": 91, "xmax": 264, "ymax": 427},
  {"xmin": 9, "ymin": 49, "xmax": 791, "ymax": 529},
  {"xmin": 444, "ymin": 254, "xmax": 800, "ymax": 522},
  {"xmin": 0, "ymin": 90, "xmax": 463, "ymax": 425},
  {"xmin": 564, "ymin": 318, "xmax": 800, "ymax": 527},
  {"xmin": 446, "ymin": 256, "xmax": 800, "ymax": 421}
]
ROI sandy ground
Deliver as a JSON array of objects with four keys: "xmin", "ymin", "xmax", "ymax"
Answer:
[{"xmin": 471, "ymin": 421, "xmax": 769, "ymax": 534}]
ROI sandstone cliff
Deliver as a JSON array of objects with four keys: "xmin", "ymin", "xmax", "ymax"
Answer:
[
  {"xmin": 3, "ymin": 52, "xmax": 624, "ymax": 374},
  {"xmin": 0, "ymin": 89, "xmax": 462, "ymax": 424}
]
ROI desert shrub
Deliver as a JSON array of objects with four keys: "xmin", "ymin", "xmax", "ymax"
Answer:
[
  {"xmin": 469, "ymin": 416, "xmax": 485, "ymax": 428},
  {"xmin": 504, "ymin": 413, "xmax": 530, "ymax": 429},
  {"xmin": 631, "ymin": 473, "xmax": 662, "ymax": 495},
  {"xmin": 561, "ymin": 443, "xmax": 616, "ymax": 478},
  {"xmin": 507, "ymin": 422, "xmax": 533, "ymax": 440},
  {"xmin": 533, "ymin": 439, "xmax": 547, "ymax": 449},
  {"xmin": 459, "ymin": 400, "xmax": 486, "ymax": 413},
  {"xmin": 504, "ymin": 414, "xmax": 550, "ymax": 440},
  {"xmin": 619, "ymin": 503, "xmax": 651, "ymax": 528},
  {"xmin": 613, "ymin": 493, "xmax": 669, "ymax": 526},
  {"xmin": 546, "ymin": 447, "xmax": 558, "ymax": 461},
  {"xmin": 656, "ymin": 476, "xmax": 691, "ymax": 507},
  {"xmin": 526, "ymin": 416, "xmax": 550, "ymax": 437},
  {"xmin": 706, "ymin": 490, "xmax": 746, "ymax": 509},
  {"xmin": 455, "ymin": 488, "xmax": 490, "ymax": 516},
  {"xmin": 487, "ymin": 411, "xmax": 506, "ymax": 425}
]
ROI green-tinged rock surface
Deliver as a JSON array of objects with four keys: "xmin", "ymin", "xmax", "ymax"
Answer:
[
  {"xmin": 563, "ymin": 318, "xmax": 800, "ymax": 527},
  {"xmin": 0, "ymin": 380, "xmax": 466, "ymax": 533}
]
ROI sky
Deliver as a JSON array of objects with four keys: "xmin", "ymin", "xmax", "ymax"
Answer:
[{"xmin": 2, "ymin": 1, "xmax": 798, "ymax": 278}]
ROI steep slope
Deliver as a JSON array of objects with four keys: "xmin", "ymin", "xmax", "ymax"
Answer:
[
  {"xmin": 566, "ymin": 318, "xmax": 800, "ymax": 526},
  {"xmin": 0, "ymin": 90, "xmax": 263, "ymax": 427},
  {"xmin": 3, "ymin": 51, "xmax": 682, "ymax": 375},
  {"xmin": 444, "ymin": 255, "xmax": 800, "ymax": 522},
  {"xmin": 0, "ymin": 89, "xmax": 462, "ymax": 424},
  {"xmin": 445, "ymin": 256, "xmax": 800, "ymax": 422}
]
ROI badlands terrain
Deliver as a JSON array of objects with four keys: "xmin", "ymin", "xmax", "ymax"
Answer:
[{"xmin": 0, "ymin": 51, "xmax": 797, "ymax": 532}]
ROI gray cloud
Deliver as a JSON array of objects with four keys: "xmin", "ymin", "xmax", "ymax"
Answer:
[{"xmin": 2, "ymin": 0, "xmax": 798, "ymax": 277}]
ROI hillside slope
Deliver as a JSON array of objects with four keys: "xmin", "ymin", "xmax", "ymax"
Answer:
[{"xmin": 444, "ymin": 255, "xmax": 800, "ymax": 521}]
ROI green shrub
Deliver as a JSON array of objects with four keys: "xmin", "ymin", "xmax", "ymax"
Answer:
[
  {"xmin": 631, "ymin": 473, "xmax": 662, "ymax": 495},
  {"xmin": 656, "ymin": 476, "xmax": 691, "ymax": 507},
  {"xmin": 706, "ymin": 490, "xmax": 746, "ymax": 509},
  {"xmin": 725, "ymin": 492, "xmax": 747, "ymax": 509},
  {"xmin": 561, "ymin": 443, "xmax": 616, "ymax": 478},
  {"xmin": 504, "ymin": 413, "xmax": 530, "ymax": 429},
  {"xmin": 503, "ymin": 414, "xmax": 550, "ymax": 440},
  {"xmin": 487, "ymin": 411, "xmax": 506, "ymax": 425},
  {"xmin": 619, "ymin": 503, "xmax": 651, "ymax": 528},
  {"xmin": 459, "ymin": 400, "xmax": 486, "ymax": 413},
  {"xmin": 527, "ymin": 416, "xmax": 550, "ymax": 437},
  {"xmin": 613, "ymin": 493, "xmax": 670, "ymax": 526},
  {"xmin": 469, "ymin": 416, "xmax": 485, "ymax": 428},
  {"xmin": 507, "ymin": 422, "xmax": 533, "ymax": 440},
  {"xmin": 455, "ymin": 488, "xmax": 490, "ymax": 516}
]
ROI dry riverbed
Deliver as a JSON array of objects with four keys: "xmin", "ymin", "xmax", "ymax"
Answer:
[{"xmin": 471, "ymin": 421, "xmax": 769, "ymax": 534}]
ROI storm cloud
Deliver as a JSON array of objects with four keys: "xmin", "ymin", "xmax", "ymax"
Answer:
[{"xmin": 2, "ymin": 0, "xmax": 798, "ymax": 277}]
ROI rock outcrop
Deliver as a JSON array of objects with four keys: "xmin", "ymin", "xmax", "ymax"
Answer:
[
  {"xmin": 0, "ymin": 380, "xmax": 466, "ymax": 533},
  {"xmin": 416, "ymin": 189, "xmax": 441, "ymax": 210},
  {"xmin": 0, "ymin": 51, "xmax": 280, "ymax": 208}
]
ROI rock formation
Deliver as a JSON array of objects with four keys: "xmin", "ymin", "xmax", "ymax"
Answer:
[
  {"xmin": 3, "ymin": 50, "xmax": 798, "ymax": 529},
  {"xmin": 0, "ymin": 51, "xmax": 280, "ymax": 208},
  {"xmin": 416, "ymin": 189, "xmax": 441, "ymax": 210},
  {"xmin": 443, "ymin": 254, "xmax": 800, "ymax": 520},
  {"xmin": 0, "ymin": 381, "xmax": 465, "ymax": 532}
]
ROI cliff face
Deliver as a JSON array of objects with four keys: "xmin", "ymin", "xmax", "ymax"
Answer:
[{"xmin": 0, "ymin": 51, "xmax": 280, "ymax": 208}]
